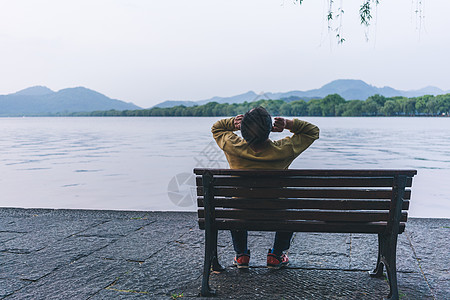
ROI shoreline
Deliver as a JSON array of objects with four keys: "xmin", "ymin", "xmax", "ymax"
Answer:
[
  {"xmin": 1, "ymin": 115, "xmax": 450, "ymax": 118},
  {"xmin": 1, "ymin": 206, "xmax": 449, "ymax": 220}
]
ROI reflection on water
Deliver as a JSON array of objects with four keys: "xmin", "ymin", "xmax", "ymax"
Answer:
[{"xmin": 0, "ymin": 117, "xmax": 449, "ymax": 218}]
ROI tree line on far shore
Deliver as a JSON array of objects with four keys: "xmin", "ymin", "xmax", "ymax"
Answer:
[{"xmin": 61, "ymin": 93, "xmax": 450, "ymax": 117}]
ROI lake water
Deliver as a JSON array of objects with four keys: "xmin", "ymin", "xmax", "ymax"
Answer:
[{"xmin": 0, "ymin": 117, "xmax": 449, "ymax": 218}]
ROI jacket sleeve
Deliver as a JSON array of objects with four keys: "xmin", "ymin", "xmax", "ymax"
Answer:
[
  {"xmin": 211, "ymin": 117, "xmax": 238, "ymax": 150},
  {"xmin": 274, "ymin": 119, "xmax": 320, "ymax": 156}
]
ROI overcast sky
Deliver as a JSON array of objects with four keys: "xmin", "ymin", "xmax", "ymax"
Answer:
[{"xmin": 1, "ymin": 0, "xmax": 449, "ymax": 107}]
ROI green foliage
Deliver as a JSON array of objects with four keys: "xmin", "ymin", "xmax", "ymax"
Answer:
[
  {"xmin": 360, "ymin": 0, "xmax": 379, "ymax": 26},
  {"xmin": 295, "ymin": 0, "xmax": 378, "ymax": 27},
  {"xmin": 380, "ymin": 100, "xmax": 399, "ymax": 116},
  {"xmin": 320, "ymin": 94, "xmax": 346, "ymax": 116},
  {"xmin": 170, "ymin": 292, "xmax": 184, "ymax": 299},
  {"xmin": 59, "ymin": 93, "xmax": 450, "ymax": 117},
  {"xmin": 293, "ymin": 1, "xmax": 425, "ymax": 43},
  {"xmin": 294, "ymin": 0, "xmax": 389, "ymax": 43}
]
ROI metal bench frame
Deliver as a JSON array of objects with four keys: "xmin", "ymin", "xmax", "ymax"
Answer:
[{"xmin": 194, "ymin": 168, "xmax": 417, "ymax": 300}]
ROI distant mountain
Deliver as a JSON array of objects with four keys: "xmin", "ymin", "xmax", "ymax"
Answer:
[
  {"xmin": 154, "ymin": 100, "xmax": 199, "ymax": 108},
  {"xmin": 153, "ymin": 79, "xmax": 448, "ymax": 108},
  {"xmin": 0, "ymin": 86, "xmax": 141, "ymax": 116},
  {"xmin": 14, "ymin": 86, "xmax": 55, "ymax": 96},
  {"xmin": 155, "ymin": 91, "xmax": 261, "ymax": 108},
  {"xmin": 402, "ymin": 86, "xmax": 445, "ymax": 98}
]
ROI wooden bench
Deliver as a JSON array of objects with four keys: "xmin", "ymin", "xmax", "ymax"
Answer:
[{"xmin": 194, "ymin": 168, "xmax": 417, "ymax": 300}]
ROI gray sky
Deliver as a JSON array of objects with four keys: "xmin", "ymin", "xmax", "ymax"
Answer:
[{"xmin": 1, "ymin": 0, "xmax": 448, "ymax": 108}]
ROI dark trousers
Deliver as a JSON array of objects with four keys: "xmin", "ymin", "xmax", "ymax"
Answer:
[{"xmin": 231, "ymin": 230, "xmax": 293, "ymax": 256}]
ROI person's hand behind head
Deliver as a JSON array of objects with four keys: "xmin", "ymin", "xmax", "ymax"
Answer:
[
  {"xmin": 234, "ymin": 115, "xmax": 244, "ymax": 130},
  {"xmin": 272, "ymin": 117, "xmax": 286, "ymax": 132}
]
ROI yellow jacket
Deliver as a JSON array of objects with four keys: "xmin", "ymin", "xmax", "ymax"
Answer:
[{"xmin": 212, "ymin": 117, "xmax": 319, "ymax": 169}]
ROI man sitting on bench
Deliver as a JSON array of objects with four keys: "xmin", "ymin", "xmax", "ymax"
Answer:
[{"xmin": 211, "ymin": 107, "xmax": 320, "ymax": 269}]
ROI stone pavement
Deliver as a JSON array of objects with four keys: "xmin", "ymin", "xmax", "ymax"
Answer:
[{"xmin": 0, "ymin": 208, "xmax": 448, "ymax": 299}]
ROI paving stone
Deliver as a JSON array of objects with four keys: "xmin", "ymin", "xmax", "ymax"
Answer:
[
  {"xmin": 0, "ymin": 252, "xmax": 5, "ymax": 265},
  {"xmin": 91, "ymin": 229, "xmax": 164, "ymax": 262},
  {"xmin": 288, "ymin": 232, "xmax": 351, "ymax": 270},
  {"xmin": 105, "ymin": 229, "xmax": 204, "ymax": 299},
  {"xmin": 5, "ymin": 256, "xmax": 137, "ymax": 300},
  {"xmin": 75, "ymin": 218, "xmax": 153, "ymax": 238},
  {"xmin": 0, "ymin": 218, "xmax": 105, "ymax": 253},
  {"xmin": 406, "ymin": 218, "xmax": 450, "ymax": 299},
  {"xmin": 46, "ymin": 209, "xmax": 152, "ymax": 221},
  {"xmin": 347, "ymin": 234, "xmax": 378, "ymax": 271},
  {"xmin": 397, "ymin": 271, "xmax": 434, "ymax": 300},
  {"xmin": 0, "ymin": 217, "xmax": 34, "ymax": 234},
  {"xmin": 0, "ymin": 212, "xmax": 89, "ymax": 234},
  {"xmin": 0, "ymin": 279, "xmax": 31, "ymax": 298},
  {"xmin": 0, "ymin": 236, "xmax": 115, "ymax": 281},
  {"xmin": 89, "ymin": 289, "xmax": 168, "ymax": 299},
  {"xmin": 150, "ymin": 211, "xmax": 198, "ymax": 225},
  {"xmin": 0, "ymin": 252, "xmax": 57, "ymax": 281},
  {"xmin": 0, "ymin": 232, "xmax": 23, "ymax": 244},
  {"xmin": 421, "ymin": 270, "xmax": 450, "ymax": 300},
  {"xmin": 349, "ymin": 233, "xmax": 419, "ymax": 273},
  {"xmin": 406, "ymin": 219, "xmax": 450, "ymax": 272},
  {"xmin": 396, "ymin": 234, "xmax": 423, "ymax": 273},
  {"xmin": 93, "ymin": 219, "xmax": 196, "ymax": 262},
  {"xmin": 0, "ymin": 208, "xmax": 53, "ymax": 219},
  {"xmin": 110, "ymin": 236, "xmax": 204, "ymax": 297},
  {"xmin": 183, "ymin": 268, "xmax": 391, "ymax": 299},
  {"xmin": 187, "ymin": 268, "xmax": 432, "ymax": 300}
]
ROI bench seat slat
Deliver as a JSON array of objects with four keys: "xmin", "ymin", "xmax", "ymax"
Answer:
[
  {"xmin": 197, "ymin": 197, "xmax": 410, "ymax": 210},
  {"xmin": 196, "ymin": 176, "xmax": 413, "ymax": 188},
  {"xmin": 198, "ymin": 219, "xmax": 406, "ymax": 234},
  {"xmin": 198, "ymin": 208, "xmax": 408, "ymax": 222},
  {"xmin": 197, "ymin": 187, "xmax": 411, "ymax": 200},
  {"xmin": 194, "ymin": 168, "xmax": 417, "ymax": 177}
]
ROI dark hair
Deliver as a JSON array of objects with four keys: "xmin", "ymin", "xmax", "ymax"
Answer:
[{"xmin": 241, "ymin": 107, "xmax": 272, "ymax": 146}]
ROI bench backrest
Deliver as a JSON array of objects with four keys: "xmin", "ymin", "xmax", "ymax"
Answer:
[{"xmin": 194, "ymin": 169, "xmax": 417, "ymax": 234}]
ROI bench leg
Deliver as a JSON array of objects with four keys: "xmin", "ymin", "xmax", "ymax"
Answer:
[
  {"xmin": 369, "ymin": 233, "xmax": 384, "ymax": 278},
  {"xmin": 369, "ymin": 233, "xmax": 399, "ymax": 300},
  {"xmin": 383, "ymin": 232, "xmax": 399, "ymax": 300},
  {"xmin": 201, "ymin": 228, "xmax": 217, "ymax": 296},
  {"xmin": 211, "ymin": 229, "xmax": 225, "ymax": 272}
]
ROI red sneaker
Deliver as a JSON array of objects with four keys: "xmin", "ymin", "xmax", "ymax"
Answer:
[
  {"xmin": 267, "ymin": 249, "xmax": 289, "ymax": 269},
  {"xmin": 233, "ymin": 252, "xmax": 250, "ymax": 269}
]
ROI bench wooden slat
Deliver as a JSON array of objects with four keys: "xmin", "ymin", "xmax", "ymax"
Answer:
[
  {"xmin": 197, "ymin": 186, "xmax": 411, "ymax": 200},
  {"xmin": 198, "ymin": 209, "xmax": 408, "ymax": 222},
  {"xmin": 197, "ymin": 197, "xmax": 410, "ymax": 210},
  {"xmin": 198, "ymin": 219, "xmax": 406, "ymax": 234},
  {"xmin": 196, "ymin": 176, "xmax": 413, "ymax": 188},
  {"xmin": 194, "ymin": 168, "xmax": 417, "ymax": 177}
]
